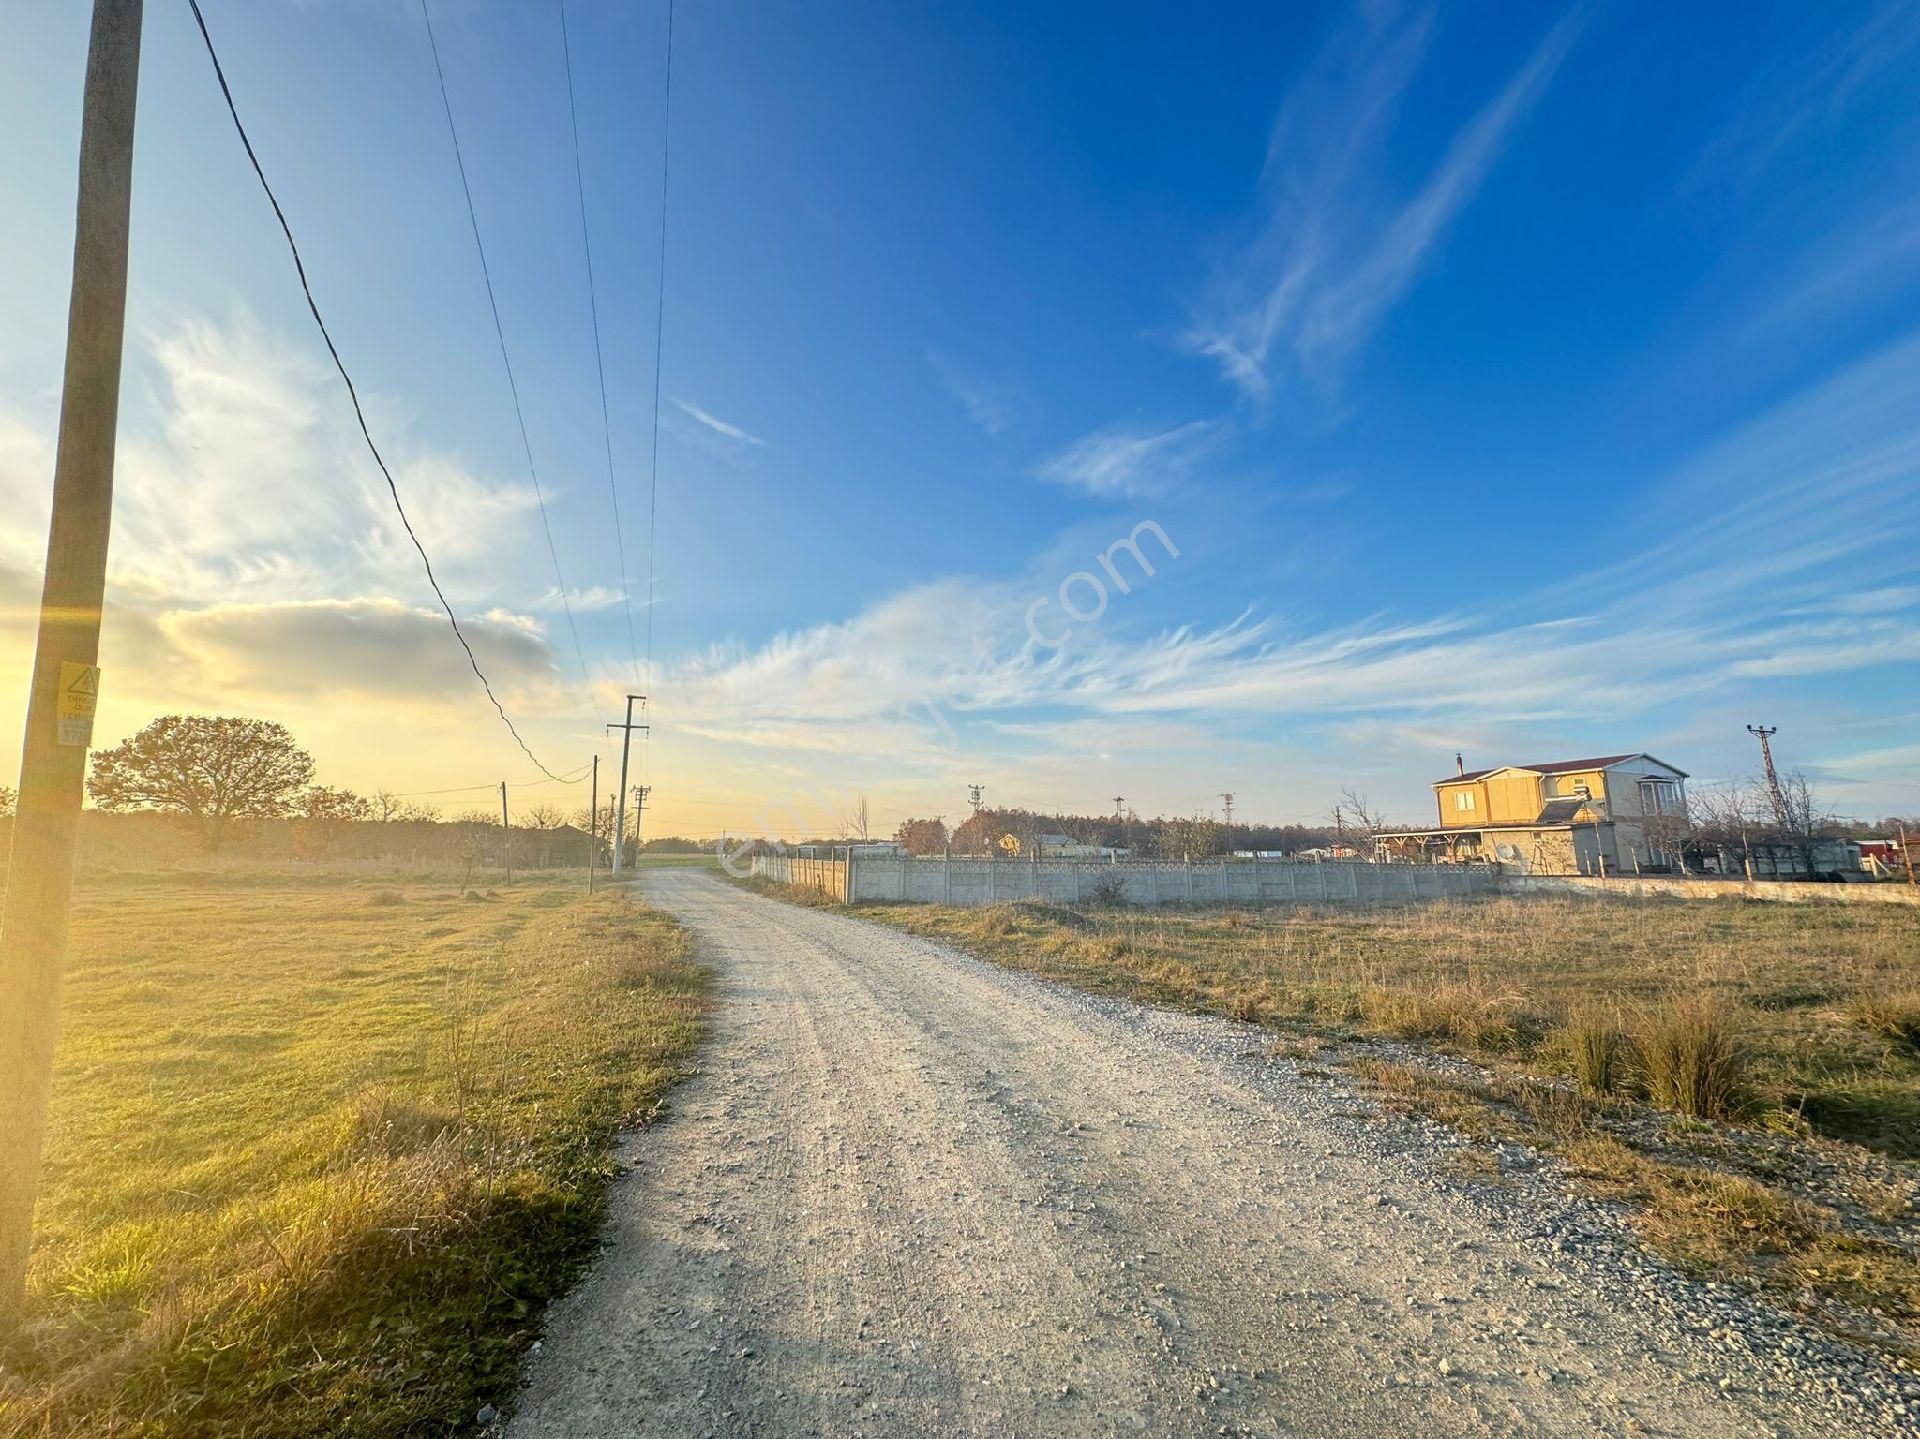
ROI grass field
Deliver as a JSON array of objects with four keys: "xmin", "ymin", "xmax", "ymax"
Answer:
[
  {"xmin": 832, "ymin": 888, "xmax": 1920, "ymax": 1357},
  {"xmin": 0, "ymin": 869, "xmax": 707, "ymax": 1439}
]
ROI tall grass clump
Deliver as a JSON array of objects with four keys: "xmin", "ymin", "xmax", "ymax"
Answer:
[
  {"xmin": 1636, "ymin": 996, "xmax": 1749, "ymax": 1120},
  {"xmin": 1849, "ymin": 991, "xmax": 1920, "ymax": 1052},
  {"xmin": 1562, "ymin": 1003, "xmax": 1629, "ymax": 1097}
]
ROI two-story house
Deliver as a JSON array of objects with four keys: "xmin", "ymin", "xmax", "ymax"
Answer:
[{"xmin": 1375, "ymin": 752, "xmax": 1689, "ymax": 874}]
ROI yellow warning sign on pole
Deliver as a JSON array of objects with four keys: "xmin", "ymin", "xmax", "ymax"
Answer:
[{"xmin": 56, "ymin": 661, "xmax": 99, "ymax": 748}]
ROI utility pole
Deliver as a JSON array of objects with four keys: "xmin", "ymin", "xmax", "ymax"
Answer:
[
  {"xmin": 1901, "ymin": 825, "xmax": 1916, "ymax": 888},
  {"xmin": 1, "ymin": 0, "xmax": 144, "ymax": 1322},
  {"xmin": 587, "ymin": 754, "xmax": 598, "ymax": 893},
  {"xmin": 633, "ymin": 784, "xmax": 651, "ymax": 858},
  {"xmin": 1746, "ymin": 724, "xmax": 1791, "ymax": 830},
  {"xmin": 499, "ymin": 781, "xmax": 512, "ymax": 884},
  {"xmin": 1218, "ymin": 792, "xmax": 1235, "ymax": 826},
  {"xmin": 607, "ymin": 693, "xmax": 647, "ymax": 875},
  {"xmin": 967, "ymin": 783, "xmax": 985, "ymax": 816}
]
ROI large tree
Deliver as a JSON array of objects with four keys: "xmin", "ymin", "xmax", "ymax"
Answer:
[{"xmin": 87, "ymin": 715, "xmax": 316, "ymax": 850}]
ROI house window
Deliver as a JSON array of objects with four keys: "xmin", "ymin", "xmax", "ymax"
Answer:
[
  {"xmin": 1454, "ymin": 791, "xmax": 1476, "ymax": 812},
  {"xmin": 1639, "ymin": 779, "xmax": 1678, "ymax": 814}
]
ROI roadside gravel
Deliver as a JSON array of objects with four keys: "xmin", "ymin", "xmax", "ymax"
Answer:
[{"xmin": 505, "ymin": 872, "xmax": 1919, "ymax": 1437}]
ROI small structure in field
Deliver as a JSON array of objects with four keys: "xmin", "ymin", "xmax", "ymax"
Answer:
[{"xmin": 1374, "ymin": 752, "xmax": 1688, "ymax": 875}]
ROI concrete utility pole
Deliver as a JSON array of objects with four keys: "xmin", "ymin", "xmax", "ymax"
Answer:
[
  {"xmin": 587, "ymin": 754, "xmax": 598, "ymax": 893},
  {"xmin": 499, "ymin": 781, "xmax": 512, "ymax": 884},
  {"xmin": 1746, "ymin": 725, "xmax": 1791, "ymax": 830},
  {"xmin": 607, "ymin": 693, "xmax": 647, "ymax": 874},
  {"xmin": 0, "ymin": 0, "xmax": 144, "ymax": 1323},
  {"xmin": 632, "ymin": 784, "xmax": 651, "ymax": 857}
]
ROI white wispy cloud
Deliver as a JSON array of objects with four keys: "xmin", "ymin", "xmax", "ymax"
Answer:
[
  {"xmin": 671, "ymin": 398, "xmax": 767, "ymax": 449},
  {"xmin": 926, "ymin": 350, "xmax": 1026, "ymax": 436},
  {"xmin": 1034, "ymin": 420, "xmax": 1222, "ymax": 499},
  {"xmin": 659, "ymin": 323, "xmax": 1920, "ymax": 774},
  {"xmin": 1184, "ymin": 4, "xmax": 1583, "ymax": 401},
  {"xmin": 534, "ymin": 584, "xmax": 628, "ymax": 613}
]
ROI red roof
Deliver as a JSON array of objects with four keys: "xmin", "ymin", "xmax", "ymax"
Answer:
[{"xmin": 1433, "ymin": 753, "xmax": 1652, "ymax": 786}]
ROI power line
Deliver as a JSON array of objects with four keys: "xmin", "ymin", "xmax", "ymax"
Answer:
[
  {"xmin": 640, "ymin": 0, "xmax": 676, "ymax": 784},
  {"xmin": 184, "ymin": 0, "xmax": 566, "ymax": 781},
  {"xmin": 557, "ymin": 0, "xmax": 641, "ymax": 690},
  {"xmin": 417, "ymin": 0, "xmax": 600, "ymax": 724},
  {"xmin": 387, "ymin": 763, "xmax": 591, "ymax": 799}
]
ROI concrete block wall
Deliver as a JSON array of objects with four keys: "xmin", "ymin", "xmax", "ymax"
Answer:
[
  {"xmin": 750, "ymin": 852, "xmax": 850, "ymax": 901},
  {"xmin": 1507, "ymin": 873, "xmax": 1920, "ymax": 906},
  {"xmin": 843, "ymin": 857, "xmax": 1495, "ymax": 906}
]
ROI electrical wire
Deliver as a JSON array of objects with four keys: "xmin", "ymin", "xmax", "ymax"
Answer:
[
  {"xmin": 557, "ymin": 0, "xmax": 641, "ymax": 690},
  {"xmin": 417, "ymin": 0, "xmax": 602, "ymax": 725},
  {"xmin": 388, "ymin": 762, "xmax": 593, "ymax": 799},
  {"xmin": 185, "ymin": 0, "xmax": 568, "ymax": 781},
  {"xmin": 639, "ymin": 0, "xmax": 676, "ymax": 787}
]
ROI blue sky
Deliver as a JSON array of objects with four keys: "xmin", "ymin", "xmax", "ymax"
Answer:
[{"xmin": 3, "ymin": 0, "xmax": 1919, "ymax": 836}]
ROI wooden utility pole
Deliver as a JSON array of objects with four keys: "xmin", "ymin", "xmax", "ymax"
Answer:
[
  {"xmin": 499, "ymin": 781, "xmax": 512, "ymax": 884},
  {"xmin": 1902, "ymin": 825, "xmax": 1917, "ymax": 888},
  {"xmin": 607, "ymin": 693, "xmax": 647, "ymax": 875},
  {"xmin": 587, "ymin": 754, "xmax": 598, "ymax": 893},
  {"xmin": 0, "ymin": 0, "xmax": 144, "ymax": 1322}
]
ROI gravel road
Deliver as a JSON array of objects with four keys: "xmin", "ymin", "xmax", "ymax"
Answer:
[{"xmin": 505, "ymin": 871, "xmax": 1918, "ymax": 1438}]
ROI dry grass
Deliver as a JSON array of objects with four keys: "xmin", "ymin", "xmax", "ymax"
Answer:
[
  {"xmin": 1562, "ymin": 1003, "xmax": 1629, "ymax": 1097},
  {"xmin": 857, "ymin": 893, "xmax": 1920, "ymax": 1156},
  {"xmin": 0, "ymin": 869, "xmax": 707, "ymax": 1439},
  {"xmin": 1635, "ymin": 997, "xmax": 1750, "ymax": 1120}
]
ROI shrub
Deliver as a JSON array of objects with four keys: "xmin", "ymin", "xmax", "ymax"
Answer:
[
  {"xmin": 1636, "ymin": 997, "xmax": 1749, "ymax": 1120},
  {"xmin": 1081, "ymin": 870, "xmax": 1128, "ymax": 906}
]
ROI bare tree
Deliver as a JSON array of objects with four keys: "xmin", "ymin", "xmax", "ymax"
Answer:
[
  {"xmin": 839, "ymin": 794, "xmax": 871, "ymax": 842},
  {"xmin": 523, "ymin": 803, "xmax": 567, "ymax": 830},
  {"xmin": 1332, "ymin": 788, "xmax": 1385, "ymax": 857}
]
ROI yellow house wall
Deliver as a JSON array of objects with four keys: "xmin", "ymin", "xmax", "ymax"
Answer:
[
  {"xmin": 1545, "ymin": 769, "xmax": 1607, "ymax": 802},
  {"xmin": 1485, "ymin": 772, "xmax": 1543, "ymax": 824},
  {"xmin": 1433, "ymin": 779, "xmax": 1490, "ymax": 827}
]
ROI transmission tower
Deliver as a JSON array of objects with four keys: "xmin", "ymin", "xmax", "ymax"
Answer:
[
  {"xmin": 1219, "ymin": 792, "xmax": 1235, "ymax": 826},
  {"xmin": 967, "ymin": 784, "xmax": 985, "ymax": 816},
  {"xmin": 1112, "ymin": 795, "xmax": 1125, "ymax": 819},
  {"xmin": 1746, "ymin": 725, "xmax": 1790, "ymax": 829}
]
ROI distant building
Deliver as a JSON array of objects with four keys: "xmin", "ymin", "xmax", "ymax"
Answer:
[
  {"xmin": 1374, "ymin": 752, "xmax": 1689, "ymax": 875},
  {"xmin": 1035, "ymin": 833, "xmax": 1130, "ymax": 860}
]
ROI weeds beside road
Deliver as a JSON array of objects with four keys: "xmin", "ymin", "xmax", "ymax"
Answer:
[
  {"xmin": 808, "ymin": 887, "xmax": 1920, "ymax": 1361},
  {"xmin": 0, "ymin": 869, "xmax": 707, "ymax": 1439}
]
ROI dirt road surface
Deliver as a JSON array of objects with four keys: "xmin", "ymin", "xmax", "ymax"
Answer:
[{"xmin": 506, "ymin": 871, "xmax": 1914, "ymax": 1438}]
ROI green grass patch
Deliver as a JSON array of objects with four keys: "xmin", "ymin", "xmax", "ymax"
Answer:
[{"xmin": 1, "ymin": 870, "xmax": 707, "ymax": 1438}]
